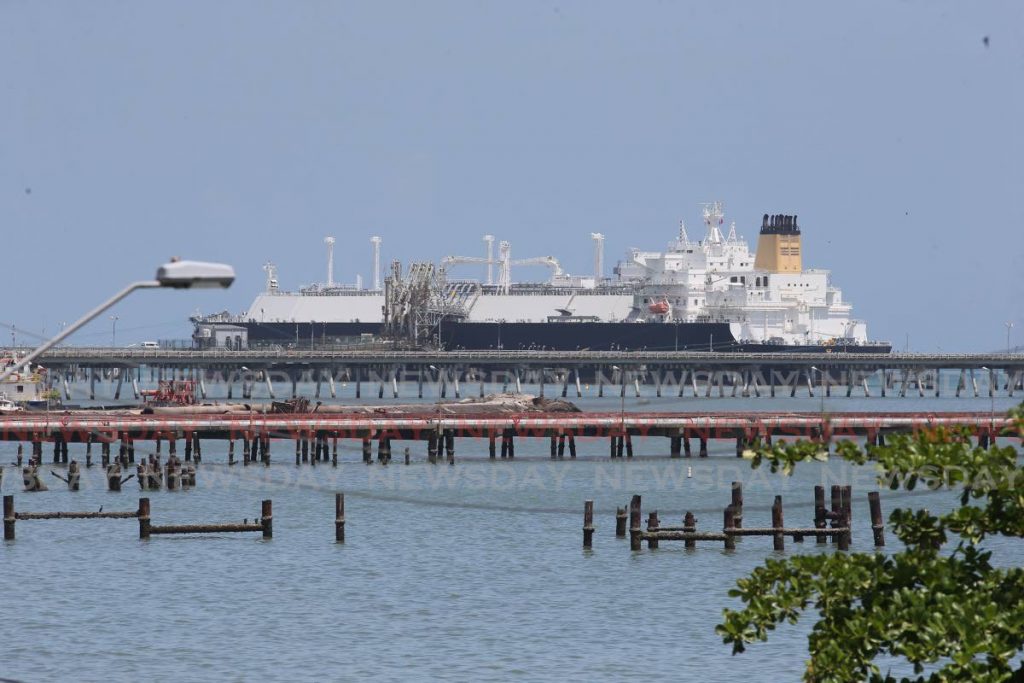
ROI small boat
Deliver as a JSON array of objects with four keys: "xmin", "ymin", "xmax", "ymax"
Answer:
[{"xmin": 0, "ymin": 396, "xmax": 23, "ymax": 413}]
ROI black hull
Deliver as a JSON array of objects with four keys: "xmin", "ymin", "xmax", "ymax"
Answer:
[
  {"xmin": 235, "ymin": 320, "xmax": 890, "ymax": 354},
  {"xmin": 442, "ymin": 321, "xmax": 733, "ymax": 352}
]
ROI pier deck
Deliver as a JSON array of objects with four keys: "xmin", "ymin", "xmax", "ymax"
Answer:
[{"xmin": 0, "ymin": 411, "xmax": 1013, "ymax": 444}]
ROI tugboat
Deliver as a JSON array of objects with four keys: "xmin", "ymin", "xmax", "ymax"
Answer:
[{"xmin": 0, "ymin": 356, "xmax": 44, "ymax": 405}]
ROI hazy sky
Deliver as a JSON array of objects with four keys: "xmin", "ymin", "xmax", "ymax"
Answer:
[{"xmin": 2, "ymin": 1, "xmax": 1021, "ymax": 351}]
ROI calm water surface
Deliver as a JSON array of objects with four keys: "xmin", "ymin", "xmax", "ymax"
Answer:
[{"xmin": 2, "ymin": 386, "xmax": 1020, "ymax": 681}]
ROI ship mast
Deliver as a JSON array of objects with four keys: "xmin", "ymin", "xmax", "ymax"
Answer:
[
  {"xmin": 590, "ymin": 232, "xmax": 605, "ymax": 282},
  {"xmin": 324, "ymin": 236, "xmax": 335, "ymax": 287}
]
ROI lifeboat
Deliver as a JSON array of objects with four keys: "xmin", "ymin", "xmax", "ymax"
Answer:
[{"xmin": 647, "ymin": 299, "xmax": 670, "ymax": 315}]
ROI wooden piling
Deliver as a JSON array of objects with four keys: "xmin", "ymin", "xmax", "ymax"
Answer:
[
  {"xmin": 771, "ymin": 496, "xmax": 784, "ymax": 551},
  {"xmin": 261, "ymin": 499, "xmax": 273, "ymax": 539},
  {"xmin": 730, "ymin": 481, "xmax": 743, "ymax": 529},
  {"xmin": 335, "ymin": 493, "xmax": 345, "ymax": 543},
  {"xmin": 583, "ymin": 500, "xmax": 594, "ymax": 548},
  {"xmin": 868, "ymin": 491, "xmax": 885, "ymax": 547},
  {"xmin": 67, "ymin": 461, "xmax": 80, "ymax": 491},
  {"xmin": 830, "ymin": 485, "xmax": 841, "ymax": 545},
  {"xmin": 624, "ymin": 433, "xmax": 633, "ymax": 458},
  {"xmin": 3, "ymin": 495, "xmax": 14, "ymax": 540},
  {"xmin": 814, "ymin": 485, "xmax": 827, "ymax": 544},
  {"xmin": 138, "ymin": 497, "xmax": 151, "ymax": 539},
  {"xmin": 615, "ymin": 506, "xmax": 627, "ymax": 538},
  {"xmin": 165, "ymin": 461, "xmax": 179, "ymax": 490},
  {"xmin": 629, "ymin": 494, "xmax": 642, "ymax": 551},
  {"xmin": 723, "ymin": 505, "xmax": 736, "ymax": 550},
  {"xmin": 683, "ymin": 511, "xmax": 696, "ymax": 549},
  {"xmin": 646, "ymin": 511, "xmax": 659, "ymax": 549},
  {"xmin": 839, "ymin": 485, "xmax": 852, "ymax": 551},
  {"xmin": 107, "ymin": 464, "xmax": 122, "ymax": 492}
]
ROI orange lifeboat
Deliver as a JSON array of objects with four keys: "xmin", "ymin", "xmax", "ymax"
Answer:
[{"xmin": 647, "ymin": 299, "xmax": 670, "ymax": 315}]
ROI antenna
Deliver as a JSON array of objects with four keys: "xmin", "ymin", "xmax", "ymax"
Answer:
[
  {"xmin": 262, "ymin": 261, "xmax": 278, "ymax": 293},
  {"xmin": 483, "ymin": 234, "xmax": 495, "ymax": 285},
  {"xmin": 371, "ymin": 236, "xmax": 382, "ymax": 291},
  {"xmin": 679, "ymin": 220, "xmax": 689, "ymax": 245},
  {"xmin": 590, "ymin": 232, "xmax": 605, "ymax": 281},
  {"xmin": 324, "ymin": 236, "xmax": 336, "ymax": 287},
  {"xmin": 702, "ymin": 201, "xmax": 726, "ymax": 243}
]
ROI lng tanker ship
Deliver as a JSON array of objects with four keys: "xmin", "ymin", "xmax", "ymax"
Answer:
[{"xmin": 193, "ymin": 203, "xmax": 891, "ymax": 353}]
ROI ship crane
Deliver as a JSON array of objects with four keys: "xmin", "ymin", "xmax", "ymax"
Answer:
[
  {"xmin": 509, "ymin": 256, "xmax": 563, "ymax": 277},
  {"xmin": 443, "ymin": 242, "xmax": 563, "ymax": 294}
]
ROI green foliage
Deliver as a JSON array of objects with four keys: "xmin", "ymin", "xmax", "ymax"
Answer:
[{"xmin": 718, "ymin": 406, "xmax": 1024, "ymax": 682}]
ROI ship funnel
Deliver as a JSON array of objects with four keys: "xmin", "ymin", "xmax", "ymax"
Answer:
[
  {"xmin": 324, "ymin": 236, "xmax": 336, "ymax": 287},
  {"xmin": 371, "ymin": 236, "xmax": 382, "ymax": 291},
  {"xmin": 754, "ymin": 213, "xmax": 802, "ymax": 273}
]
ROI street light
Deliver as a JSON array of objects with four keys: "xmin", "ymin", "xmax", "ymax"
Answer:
[
  {"xmin": 980, "ymin": 366, "xmax": 995, "ymax": 438},
  {"xmin": 1007, "ymin": 321, "xmax": 1015, "ymax": 354},
  {"xmin": 110, "ymin": 315, "xmax": 119, "ymax": 347},
  {"xmin": 611, "ymin": 364, "xmax": 625, "ymax": 423},
  {"xmin": 810, "ymin": 365, "xmax": 825, "ymax": 414},
  {"xmin": 0, "ymin": 259, "xmax": 234, "ymax": 383}
]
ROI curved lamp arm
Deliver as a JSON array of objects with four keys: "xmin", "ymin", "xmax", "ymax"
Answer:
[{"xmin": 0, "ymin": 280, "xmax": 160, "ymax": 383}]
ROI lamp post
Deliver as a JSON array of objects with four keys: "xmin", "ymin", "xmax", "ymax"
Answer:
[
  {"xmin": 1007, "ymin": 321, "xmax": 1015, "ymax": 354},
  {"xmin": 429, "ymin": 364, "xmax": 443, "ymax": 445},
  {"xmin": 110, "ymin": 315, "xmax": 119, "ymax": 347},
  {"xmin": 0, "ymin": 259, "xmax": 235, "ymax": 384},
  {"xmin": 611, "ymin": 365, "xmax": 625, "ymax": 433},
  {"xmin": 810, "ymin": 365, "xmax": 825, "ymax": 414},
  {"xmin": 980, "ymin": 366, "xmax": 995, "ymax": 439}
]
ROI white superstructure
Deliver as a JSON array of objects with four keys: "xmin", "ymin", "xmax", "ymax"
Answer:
[{"xmin": 618, "ymin": 202, "xmax": 868, "ymax": 345}]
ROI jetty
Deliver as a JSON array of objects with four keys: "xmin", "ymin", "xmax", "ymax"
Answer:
[
  {"xmin": 10, "ymin": 348, "xmax": 1024, "ymax": 402},
  {"xmin": 0, "ymin": 411, "xmax": 1013, "ymax": 465}
]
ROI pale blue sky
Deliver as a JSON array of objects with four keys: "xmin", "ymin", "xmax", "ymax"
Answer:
[{"xmin": 2, "ymin": 1, "xmax": 1021, "ymax": 351}]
